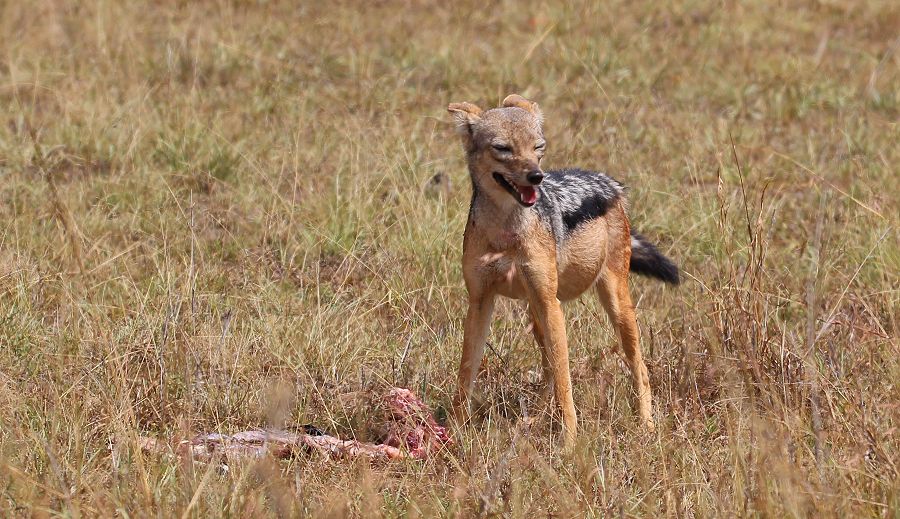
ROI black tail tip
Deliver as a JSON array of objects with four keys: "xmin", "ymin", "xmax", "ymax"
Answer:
[
  {"xmin": 631, "ymin": 256, "xmax": 680, "ymax": 284},
  {"xmin": 629, "ymin": 232, "xmax": 680, "ymax": 285}
]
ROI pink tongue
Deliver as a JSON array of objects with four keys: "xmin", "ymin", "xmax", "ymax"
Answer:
[{"xmin": 517, "ymin": 185, "xmax": 537, "ymax": 204}]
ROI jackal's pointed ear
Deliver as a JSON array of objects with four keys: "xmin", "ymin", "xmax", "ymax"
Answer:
[
  {"xmin": 447, "ymin": 102, "xmax": 483, "ymax": 133},
  {"xmin": 448, "ymin": 102, "xmax": 483, "ymax": 148},
  {"xmin": 502, "ymin": 94, "xmax": 543, "ymax": 123}
]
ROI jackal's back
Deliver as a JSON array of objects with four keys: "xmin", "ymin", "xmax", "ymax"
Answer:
[{"xmin": 534, "ymin": 168, "xmax": 624, "ymax": 241}]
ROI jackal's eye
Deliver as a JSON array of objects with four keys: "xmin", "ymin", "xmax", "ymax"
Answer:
[
  {"xmin": 535, "ymin": 142, "xmax": 546, "ymax": 152},
  {"xmin": 491, "ymin": 143, "xmax": 512, "ymax": 153}
]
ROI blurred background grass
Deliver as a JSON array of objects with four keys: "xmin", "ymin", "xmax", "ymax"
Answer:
[{"xmin": 0, "ymin": 0, "xmax": 897, "ymax": 516}]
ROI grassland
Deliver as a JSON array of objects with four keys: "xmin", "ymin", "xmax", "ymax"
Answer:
[{"xmin": 1, "ymin": 0, "xmax": 898, "ymax": 516}]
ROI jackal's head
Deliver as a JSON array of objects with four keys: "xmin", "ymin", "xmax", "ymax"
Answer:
[{"xmin": 448, "ymin": 94, "xmax": 546, "ymax": 207}]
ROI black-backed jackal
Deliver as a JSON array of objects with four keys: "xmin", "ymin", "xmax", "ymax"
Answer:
[{"xmin": 448, "ymin": 95, "xmax": 679, "ymax": 448}]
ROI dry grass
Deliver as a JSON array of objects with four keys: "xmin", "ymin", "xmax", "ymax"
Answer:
[{"xmin": 1, "ymin": 1, "xmax": 898, "ymax": 516}]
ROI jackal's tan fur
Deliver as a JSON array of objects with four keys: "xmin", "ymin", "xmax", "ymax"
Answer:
[{"xmin": 448, "ymin": 95, "xmax": 679, "ymax": 448}]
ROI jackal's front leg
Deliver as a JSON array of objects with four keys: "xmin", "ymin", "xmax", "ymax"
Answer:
[
  {"xmin": 453, "ymin": 293, "xmax": 495, "ymax": 424},
  {"xmin": 521, "ymin": 261, "xmax": 577, "ymax": 449}
]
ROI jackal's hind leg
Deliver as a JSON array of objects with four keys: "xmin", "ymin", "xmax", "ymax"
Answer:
[{"xmin": 595, "ymin": 269, "xmax": 655, "ymax": 430}]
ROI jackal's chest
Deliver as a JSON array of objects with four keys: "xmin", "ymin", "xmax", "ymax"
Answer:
[{"xmin": 470, "ymin": 249, "xmax": 527, "ymax": 299}]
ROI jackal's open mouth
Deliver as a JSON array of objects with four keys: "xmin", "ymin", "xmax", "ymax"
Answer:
[{"xmin": 492, "ymin": 172, "xmax": 538, "ymax": 207}]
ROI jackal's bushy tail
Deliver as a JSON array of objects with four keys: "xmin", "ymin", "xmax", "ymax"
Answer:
[{"xmin": 629, "ymin": 231, "xmax": 680, "ymax": 285}]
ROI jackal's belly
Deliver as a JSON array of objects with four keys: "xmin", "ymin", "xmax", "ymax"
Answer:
[
  {"xmin": 492, "ymin": 260, "xmax": 601, "ymax": 301},
  {"xmin": 556, "ymin": 262, "xmax": 603, "ymax": 300},
  {"xmin": 555, "ymin": 222, "xmax": 608, "ymax": 299}
]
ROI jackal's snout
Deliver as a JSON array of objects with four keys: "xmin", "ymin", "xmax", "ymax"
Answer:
[
  {"xmin": 525, "ymin": 169, "xmax": 544, "ymax": 185},
  {"xmin": 504, "ymin": 161, "xmax": 543, "ymax": 206}
]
